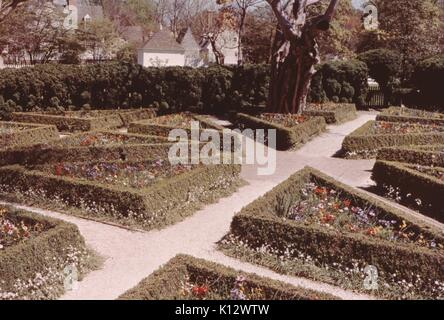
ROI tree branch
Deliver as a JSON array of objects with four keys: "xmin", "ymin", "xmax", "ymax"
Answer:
[
  {"xmin": 323, "ymin": 0, "xmax": 339, "ymax": 21},
  {"xmin": 266, "ymin": 0, "xmax": 297, "ymax": 40}
]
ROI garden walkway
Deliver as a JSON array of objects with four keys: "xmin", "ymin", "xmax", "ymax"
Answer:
[{"xmin": 3, "ymin": 111, "xmax": 442, "ymax": 300}]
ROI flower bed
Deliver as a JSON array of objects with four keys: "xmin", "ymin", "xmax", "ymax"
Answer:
[
  {"xmin": 303, "ymin": 103, "xmax": 357, "ymax": 124},
  {"xmin": 0, "ymin": 160, "xmax": 242, "ymax": 230},
  {"xmin": 377, "ymin": 107, "xmax": 444, "ymax": 126},
  {"xmin": 0, "ymin": 205, "xmax": 92, "ymax": 300},
  {"xmin": 0, "ymin": 121, "xmax": 59, "ymax": 150},
  {"xmin": 219, "ymin": 167, "xmax": 444, "ymax": 299},
  {"xmin": 233, "ymin": 113, "xmax": 326, "ymax": 151},
  {"xmin": 342, "ymin": 121, "xmax": 444, "ymax": 158},
  {"xmin": 128, "ymin": 113, "xmax": 224, "ymax": 138},
  {"xmin": 118, "ymin": 255, "xmax": 336, "ymax": 300},
  {"xmin": 372, "ymin": 160, "xmax": 444, "ymax": 222},
  {"xmin": 11, "ymin": 108, "xmax": 156, "ymax": 132},
  {"xmin": 0, "ymin": 131, "xmax": 171, "ymax": 166},
  {"xmin": 377, "ymin": 145, "xmax": 444, "ymax": 167}
]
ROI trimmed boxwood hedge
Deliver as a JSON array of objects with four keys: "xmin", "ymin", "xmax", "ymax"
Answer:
[
  {"xmin": 303, "ymin": 103, "xmax": 357, "ymax": 124},
  {"xmin": 372, "ymin": 160, "xmax": 444, "ymax": 221},
  {"xmin": 118, "ymin": 254, "xmax": 337, "ymax": 300},
  {"xmin": 0, "ymin": 62, "xmax": 368, "ymax": 116},
  {"xmin": 377, "ymin": 146, "xmax": 444, "ymax": 167},
  {"xmin": 376, "ymin": 107, "xmax": 444, "ymax": 126},
  {"xmin": 0, "ymin": 206, "xmax": 88, "ymax": 299},
  {"xmin": 233, "ymin": 113, "xmax": 326, "ymax": 151},
  {"xmin": 128, "ymin": 113, "xmax": 224, "ymax": 138},
  {"xmin": 0, "ymin": 161, "xmax": 242, "ymax": 230},
  {"xmin": 12, "ymin": 111, "xmax": 125, "ymax": 132},
  {"xmin": 342, "ymin": 121, "xmax": 444, "ymax": 156},
  {"xmin": 227, "ymin": 167, "xmax": 444, "ymax": 284},
  {"xmin": 0, "ymin": 121, "xmax": 59, "ymax": 150},
  {"xmin": 0, "ymin": 131, "xmax": 171, "ymax": 166}
]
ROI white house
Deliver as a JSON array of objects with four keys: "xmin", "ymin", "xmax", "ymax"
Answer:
[
  {"xmin": 137, "ymin": 29, "xmax": 185, "ymax": 67},
  {"xmin": 181, "ymin": 29, "xmax": 203, "ymax": 68},
  {"xmin": 137, "ymin": 27, "xmax": 241, "ymax": 68}
]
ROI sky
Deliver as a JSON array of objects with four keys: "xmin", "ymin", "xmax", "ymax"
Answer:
[{"xmin": 352, "ymin": 0, "xmax": 366, "ymax": 9}]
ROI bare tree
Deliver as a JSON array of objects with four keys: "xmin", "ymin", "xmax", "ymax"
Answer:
[
  {"xmin": 266, "ymin": 0, "xmax": 339, "ymax": 114},
  {"xmin": 217, "ymin": 0, "xmax": 264, "ymax": 65},
  {"xmin": 0, "ymin": 0, "xmax": 27, "ymax": 23}
]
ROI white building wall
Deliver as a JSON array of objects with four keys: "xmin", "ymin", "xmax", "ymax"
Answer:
[{"xmin": 138, "ymin": 50, "xmax": 185, "ymax": 67}]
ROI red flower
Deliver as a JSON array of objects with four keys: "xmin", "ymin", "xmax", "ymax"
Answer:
[
  {"xmin": 191, "ymin": 285, "xmax": 208, "ymax": 298},
  {"xmin": 343, "ymin": 200, "xmax": 351, "ymax": 207},
  {"xmin": 54, "ymin": 164, "xmax": 64, "ymax": 176},
  {"xmin": 366, "ymin": 227, "xmax": 378, "ymax": 236},
  {"xmin": 314, "ymin": 187, "xmax": 327, "ymax": 196},
  {"xmin": 321, "ymin": 213, "xmax": 336, "ymax": 224}
]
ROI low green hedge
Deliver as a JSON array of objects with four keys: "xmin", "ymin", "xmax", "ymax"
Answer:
[
  {"xmin": 0, "ymin": 206, "xmax": 89, "ymax": 300},
  {"xmin": 12, "ymin": 112, "xmax": 122, "ymax": 132},
  {"xmin": 118, "ymin": 254, "xmax": 337, "ymax": 300},
  {"xmin": 342, "ymin": 121, "xmax": 444, "ymax": 157},
  {"xmin": 303, "ymin": 103, "xmax": 357, "ymax": 124},
  {"xmin": 233, "ymin": 113, "xmax": 326, "ymax": 151},
  {"xmin": 128, "ymin": 113, "xmax": 224, "ymax": 138},
  {"xmin": 0, "ymin": 121, "xmax": 59, "ymax": 150},
  {"xmin": 227, "ymin": 167, "xmax": 444, "ymax": 286},
  {"xmin": 377, "ymin": 146, "xmax": 444, "ymax": 167},
  {"xmin": 372, "ymin": 160, "xmax": 444, "ymax": 221},
  {"xmin": 11, "ymin": 110, "xmax": 126, "ymax": 132},
  {"xmin": 376, "ymin": 107, "xmax": 444, "ymax": 126},
  {"xmin": 0, "ymin": 161, "xmax": 242, "ymax": 230},
  {"xmin": 0, "ymin": 131, "xmax": 170, "ymax": 166}
]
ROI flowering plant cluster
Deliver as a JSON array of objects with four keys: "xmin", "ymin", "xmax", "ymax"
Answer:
[
  {"xmin": 371, "ymin": 121, "xmax": 444, "ymax": 135},
  {"xmin": 306, "ymin": 103, "xmax": 344, "ymax": 111},
  {"xmin": 285, "ymin": 182, "xmax": 441, "ymax": 249},
  {"xmin": 258, "ymin": 113, "xmax": 307, "ymax": 128},
  {"xmin": 180, "ymin": 276, "xmax": 209, "ymax": 299},
  {"xmin": 46, "ymin": 159, "xmax": 194, "ymax": 189},
  {"xmin": 146, "ymin": 113, "xmax": 195, "ymax": 127},
  {"xmin": 179, "ymin": 274, "xmax": 265, "ymax": 300},
  {"xmin": 0, "ymin": 207, "xmax": 46, "ymax": 250},
  {"xmin": 220, "ymin": 233, "xmax": 444, "ymax": 300},
  {"xmin": 386, "ymin": 108, "xmax": 444, "ymax": 120},
  {"xmin": 51, "ymin": 132, "xmax": 155, "ymax": 148}
]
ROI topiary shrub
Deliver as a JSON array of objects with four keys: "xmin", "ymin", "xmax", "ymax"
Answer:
[
  {"xmin": 309, "ymin": 60, "xmax": 369, "ymax": 108},
  {"xmin": 411, "ymin": 55, "xmax": 444, "ymax": 110}
]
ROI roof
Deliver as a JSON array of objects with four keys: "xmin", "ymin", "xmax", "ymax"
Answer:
[
  {"xmin": 141, "ymin": 29, "xmax": 185, "ymax": 53},
  {"xmin": 180, "ymin": 29, "xmax": 201, "ymax": 52}
]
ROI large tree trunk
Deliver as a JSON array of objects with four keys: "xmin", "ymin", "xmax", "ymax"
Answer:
[{"xmin": 266, "ymin": 0, "xmax": 339, "ymax": 114}]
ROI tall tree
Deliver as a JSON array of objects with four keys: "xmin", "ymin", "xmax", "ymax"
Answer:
[
  {"xmin": 373, "ymin": 0, "xmax": 442, "ymax": 80},
  {"xmin": 242, "ymin": 4, "xmax": 276, "ymax": 63},
  {"xmin": 0, "ymin": 0, "xmax": 27, "ymax": 23},
  {"xmin": 0, "ymin": 0, "xmax": 69, "ymax": 64},
  {"xmin": 218, "ymin": 0, "xmax": 264, "ymax": 65},
  {"xmin": 266, "ymin": 0, "xmax": 339, "ymax": 114},
  {"xmin": 77, "ymin": 18, "xmax": 123, "ymax": 61}
]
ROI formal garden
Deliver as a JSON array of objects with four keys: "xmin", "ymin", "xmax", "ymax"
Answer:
[{"xmin": 0, "ymin": 0, "xmax": 443, "ymax": 303}]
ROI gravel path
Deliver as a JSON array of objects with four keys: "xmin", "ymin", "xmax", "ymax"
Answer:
[{"xmin": 3, "ymin": 111, "xmax": 441, "ymax": 300}]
